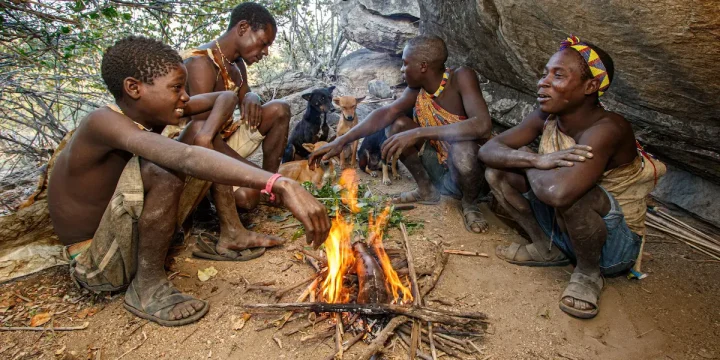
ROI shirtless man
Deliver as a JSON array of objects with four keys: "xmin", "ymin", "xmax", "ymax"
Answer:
[
  {"xmin": 179, "ymin": 2, "xmax": 291, "ymax": 259},
  {"xmin": 310, "ymin": 35, "xmax": 492, "ymax": 233},
  {"xmin": 479, "ymin": 36, "xmax": 664, "ymax": 319},
  {"xmin": 47, "ymin": 36, "xmax": 330, "ymax": 326}
]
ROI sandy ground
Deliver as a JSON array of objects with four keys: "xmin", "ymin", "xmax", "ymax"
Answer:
[{"xmin": 1, "ymin": 169, "xmax": 719, "ymax": 360}]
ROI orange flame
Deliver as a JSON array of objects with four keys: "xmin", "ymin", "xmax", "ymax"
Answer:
[
  {"xmin": 321, "ymin": 211, "xmax": 355, "ymax": 303},
  {"xmin": 369, "ymin": 206, "xmax": 413, "ymax": 304},
  {"xmin": 338, "ymin": 169, "xmax": 361, "ymax": 213}
]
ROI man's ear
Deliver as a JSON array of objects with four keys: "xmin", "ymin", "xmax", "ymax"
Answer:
[
  {"xmin": 235, "ymin": 20, "xmax": 250, "ymax": 37},
  {"xmin": 585, "ymin": 77, "xmax": 601, "ymax": 95},
  {"xmin": 123, "ymin": 77, "xmax": 142, "ymax": 100},
  {"xmin": 355, "ymin": 96, "xmax": 366, "ymax": 103},
  {"xmin": 302, "ymin": 93, "xmax": 312, "ymax": 101},
  {"xmin": 419, "ymin": 61, "xmax": 428, "ymax": 73},
  {"xmin": 333, "ymin": 97, "xmax": 341, "ymax": 105}
]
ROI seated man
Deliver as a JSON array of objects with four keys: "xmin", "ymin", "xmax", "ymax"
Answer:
[
  {"xmin": 47, "ymin": 36, "xmax": 330, "ymax": 326},
  {"xmin": 310, "ymin": 35, "xmax": 493, "ymax": 233},
  {"xmin": 175, "ymin": 2, "xmax": 291, "ymax": 259},
  {"xmin": 479, "ymin": 36, "xmax": 665, "ymax": 319}
]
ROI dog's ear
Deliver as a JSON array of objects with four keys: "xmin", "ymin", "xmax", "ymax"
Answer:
[
  {"xmin": 355, "ymin": 96, "xmax": 366, "ymax": 104},
  {"xmin": 327, "ymin": 86, "xmax": 336, "ymax": 93},
  {"xmin": 333, "ymin": 97, "xmax": 341, "ymax": 105},
  {"xmin": 301, "ymin": 143, "xmax": 315, "ymax": 152},
  {"xmin": 302, "ymin": 93, "xmax": 312, "ymax": 101}
]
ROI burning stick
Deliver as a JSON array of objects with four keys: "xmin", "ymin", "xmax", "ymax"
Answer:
[
  {"xmin": 444, "ymin": 249, "xmax": 489, "ymax": 257},
  {"xmin": 356, "ymin": 316, "xmax": 409, "ymax": 360}
]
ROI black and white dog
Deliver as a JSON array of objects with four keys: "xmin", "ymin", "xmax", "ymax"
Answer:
[{"xmin": 282, "ymin": 86, "xmax": 336, "ymax": 163}]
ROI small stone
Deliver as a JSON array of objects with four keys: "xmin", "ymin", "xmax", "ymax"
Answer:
[{"xmin": 368, "ymin": 80, "xmax": 393, "ymax": 99}]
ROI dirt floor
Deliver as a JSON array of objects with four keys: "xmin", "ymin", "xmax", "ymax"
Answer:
[{"xmin": 1, "ymin": 169, "xmax": 719, "ymax": 360}]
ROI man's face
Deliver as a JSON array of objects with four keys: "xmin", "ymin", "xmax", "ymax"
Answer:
[
  {"xmin": 137, "ymin": 65, "xmax": 190, "ymax": 127},
  {"xmin": 236, "ymin": 22, "xmax": 276, "ymax": 65},
  {"xmin": 400, "ymin": 45, "xmax": 423, "ymax": 88},
  {"xmin": 537, "ymin": 50, "xmax": 590, "ymax": 114}
]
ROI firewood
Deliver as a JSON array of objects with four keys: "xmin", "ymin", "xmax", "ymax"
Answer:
[
  {"xmin": 355, "ymin": 316, "xmax": 409, "ymax": 360},
  {"xmin": 275, "ymin": 273, "xmax": 322, "ymax": 300},
  {"xmin": 397, "ymin": 332, "xmax": 434, "ymax": 360},
  {"xmin": 324, "ymin": 331, "xmax": 365, "ymax": 360},
  {"xmin": 420, "ymin": 252, "xmax": 449, "ymax": 300},
  {"xmin": 400, "ymin": 222, "xmax": 423, "ymax": 359},
  {"xmin": 239, "ymin": 303, "xmax": 487, "ymax": 329},
  {"xmin": 443, "ymin": 249, "xmax": 489, "ymax": 257},
  {"xmin": 398, "ymin": 325, "xmax": 461, "ymax": 358}
]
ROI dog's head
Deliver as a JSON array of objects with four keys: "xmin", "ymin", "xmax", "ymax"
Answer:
[
  {"xmin": 302, "ymin": 141, "xmax": 337, "ymax": 184},
  {"xmin": 332, "ymin": 96, "xmax": 365, "ymax": 122},
  {"xmin": 302, "ymin": 86, "xmax": 336, "ymax": 114}
]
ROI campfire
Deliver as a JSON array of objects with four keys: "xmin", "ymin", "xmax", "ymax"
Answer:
[{"xmin": 241, "ymin": 169, "xmax": 488, "ymax": 359}]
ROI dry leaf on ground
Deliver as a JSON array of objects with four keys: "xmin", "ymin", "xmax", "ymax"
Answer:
[
  {"xmin": 30, "ymin": 312, "xmax": 51, "ymax": 327},
  {"xmin": 198, "ymin": 267, "xmax": 218, "ymax": 282}
]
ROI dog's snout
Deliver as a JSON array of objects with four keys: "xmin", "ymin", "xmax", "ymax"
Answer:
[{"xmin": 345, "ymin": 115, "xmax": 354, "ymax": 121}]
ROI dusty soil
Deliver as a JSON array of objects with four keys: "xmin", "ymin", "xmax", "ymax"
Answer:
[{"xmin": 1, "ymin": 170, "xmax": 719, "ymax": 360}]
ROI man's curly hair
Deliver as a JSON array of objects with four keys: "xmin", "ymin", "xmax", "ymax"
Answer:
[
  {"xmin": 227, "ymin": 2, "xmax": 277, "ymax": 32},
  {"xmin": 406, "ymin": 35, "xmax": 448, "ymax": 71},
  {"xmin": 101, "ymin": 36, "xmax": 183, "ymax": 100}
]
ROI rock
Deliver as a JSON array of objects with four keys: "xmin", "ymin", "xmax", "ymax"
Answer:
[
  {"xmin": 417, "ymin": 0, "xmax": 720, "ymax": 183},
  {"xmin": 337, "ymin": 0, "xmax": 419, "ymax": 54},
  {"xmin": 336, "ymin": 49, "xmax": 404, "ymax": 97},
  {"xmin": 253, "ymin": 71, "xmax": 322, "ymax": 102},
  {"xmin": 357, "ymin": 0, "xmax": 420, "ymax": 18},
  {"xmin": 368, "ymin": 80, "xmax": 394, "ymax": 99},
  {"xmin": 652, "ymin": 166, "xmax": 720, "ymax": 228}
]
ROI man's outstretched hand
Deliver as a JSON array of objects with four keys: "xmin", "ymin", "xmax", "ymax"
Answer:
[
  {"xmin": 308, "ymin": 139, "xmax": 344, "ymax": 170},
  {"xmin": 273, "ymin": 178, "xmax": 330, "ymax": 249}
]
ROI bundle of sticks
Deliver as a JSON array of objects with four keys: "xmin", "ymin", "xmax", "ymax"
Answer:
[
  {"xmin": 645, "ymin": 207, "xmax": 720, "ymax": 261},
  {"xmin": 239, "ymin": 223, "xmax": 488, "ymax": 360}
]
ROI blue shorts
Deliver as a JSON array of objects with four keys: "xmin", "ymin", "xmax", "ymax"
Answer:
[
  {"xmin": 524, "ymin": 187, "xmax": 642, "ymax": 277},
  {"xmin": 419, "ymin": 142, "xmax": 462, "ymax": 199}
]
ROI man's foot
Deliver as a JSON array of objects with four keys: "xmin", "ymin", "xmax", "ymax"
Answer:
[
  {"xmin": 392, "ymin": 189, "xmax": 440, "ymax": 205},
  {"xmin": 461, "ymin": 203, "xmax": 489, "ymax": 233},
  {"xmin": 124, "ymin": 279, "xmax": 208, "ymax": 326},
  {"xmin": 495, "ymin": 242, "xmax": 570, "ymax": 266},
  {"xmin": 216, "ymin": 228, "xmax": 285, "ymax": 256},
  {"xmin": 193, "ymin": 232, "xmax": 284, "ymax": 261},
  {"xmin": 559, "ymin": 271, "xmax": 604, "ymax": 319}
]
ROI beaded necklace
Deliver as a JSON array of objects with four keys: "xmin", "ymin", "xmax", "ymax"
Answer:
[
  {"xmin": 430, "ymin": 68, "xmax": 450, "ymax": 98},
  {"xmin": 215, "ymin": 40, "xmax": 244, "ymax": 90}
]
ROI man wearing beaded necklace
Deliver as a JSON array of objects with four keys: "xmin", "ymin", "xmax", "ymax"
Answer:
[
  {"xmin": 310, "ymin": 35, "xmax": 493, "ymax": 234},
  {"xmin": 178, "ymin": 2, "xmax": 292, "ymax": 259}
]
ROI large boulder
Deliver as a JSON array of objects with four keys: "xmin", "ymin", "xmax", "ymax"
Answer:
[
  {"xmin": 652, "ymin": 166, "xmax": 720, "ymax": 229},
  {"xmin": 417, "ymin": 0, "xmax": 720, "ymax": 183},
  {"xmin": 336, "ymin": 49, "xmax": 404, "ymax": 97},
  {"xmin": 337, "ymin": 0, "xmax": 419, "ymax": 54}
]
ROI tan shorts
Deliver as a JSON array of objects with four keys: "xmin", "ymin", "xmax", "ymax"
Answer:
[
  {"xmin": 226, "ymin": 123, "xmax": 265, "ymax": 191},
  {"xmin": 70, "ymin": 156, "xmax": 144, "ymax": 293}
]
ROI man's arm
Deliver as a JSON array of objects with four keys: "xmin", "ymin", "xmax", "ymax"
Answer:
[
  {"xmin": 184, "ymin": 57, "xmax": 233, "ymax": 143},
  {"xmin": 235, "ymin": 60, "xmax": 263, "ymax": 129},
  {"xmin": 407, "ymin": 67, "xmax": 492, "ymax": 143},
  {"xmin": 525, "ymin": 120, "xmax": 621, "ymax": 208},
  {"xmin": 477, "ymin": 108, "xmax": 547, "ymax": 168},
  {"xmin": 86, "ymin": 110, "xmax": 330, "ymax": 246}
]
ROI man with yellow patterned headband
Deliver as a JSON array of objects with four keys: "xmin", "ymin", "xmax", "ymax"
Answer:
[
  {"xmin": 480, "ymin": 36, "xmax": 665, "ymax": 319},
  {"xmin": 310, "ymin": 35, "xmax": 493, "ymax": 234}
]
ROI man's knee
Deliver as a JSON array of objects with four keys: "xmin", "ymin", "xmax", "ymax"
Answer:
[
  {"xmin": 234, "ymin": 188, "xmax": 260, "ymax": 210},
  {"xmin": 264, "ymin": 100, "xmax": 291, "ymax": 124},
  {"xmin": 386, "ymin": 115, "xmax": 415, "ymax": 136},
  {"xmin": 449, "ymin": 142, "xmax": 479, "ymax": 175},
  {"xmin": 556, "ymin": 186, "xmax": 610, "ymax": 220},
  {"xmin": 141, "ymin": 161, "xmax": 184, "ymax": 197},
  {"xmin": 485, "ymin": 167, "xmax": 504, "ymax": 191}
]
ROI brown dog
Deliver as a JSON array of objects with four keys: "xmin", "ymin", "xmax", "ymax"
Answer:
[
  {"xmin": 333, "ymin": 96, "xmax": 365, "ymax": 170},
  {"xmin": 278, "ymin": 142, "xmax": 336, "ymax": 189}
]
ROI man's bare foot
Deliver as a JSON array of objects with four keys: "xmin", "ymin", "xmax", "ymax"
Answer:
[
  {"xmin": 124, "ymin": 278, "xmax": 208, "ymax": 326},
  {"xmin": 216, "ymin": 228, "xmax": 286, "ymax": 257},
  {"xmin": 461, "ymin": 202, "xmax": 489, "ymax": 233},
  {"xmin": 392, "ymin": 188, "xmax": 440, "ymax": 205}
]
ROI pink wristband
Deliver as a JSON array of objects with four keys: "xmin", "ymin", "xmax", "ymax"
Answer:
[{"xmin": 261, "ymin": 173, "xmax": 283, "ymax": 202}]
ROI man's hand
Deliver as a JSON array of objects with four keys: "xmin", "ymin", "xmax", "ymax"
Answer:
[
  {"xmin": 194, "ymin": 132, "xmax": 215, "ymax": 150},
  {"xmin": 241, "ymin": 92, "xmax": 263, "ymax": 129},
  {"xmin": 309, "ymin": 139, "xmax": 345, "ymax": 170},
  {"xmin": 381, "ymin": 130, "xmax": 417, "ymax": 162},
  {"xmin": 274, "ymin": 178, "xmax": 330, "ymax": 249},
  {"xmin": 528, "ymin": 144, "xmax": 593, "ymax": 169}
]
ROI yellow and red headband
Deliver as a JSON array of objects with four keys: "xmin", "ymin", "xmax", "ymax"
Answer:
[{"xmin": 559, "ymin": 35, "xmax": 611, "ymax": 96}]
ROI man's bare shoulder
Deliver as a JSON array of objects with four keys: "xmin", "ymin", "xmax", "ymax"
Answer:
[
  {"xmin": 591, "ymin": 110, "xmax": 633, "ymax": 137},
  {"xmin": 184, "ymin": 55, "xmax": 216, "ymax": 76},
  {"xmin": 453, "ymin": 66, "xmax": 479, "ymax": 80}
]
